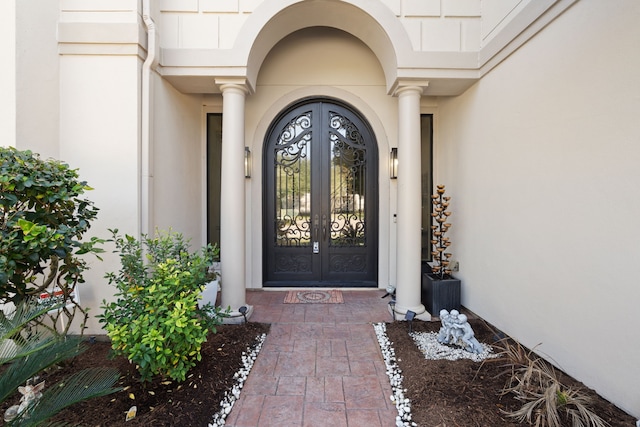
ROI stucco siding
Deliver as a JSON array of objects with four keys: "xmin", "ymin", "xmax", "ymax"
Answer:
[
  {"xmin": 0, "ymin": 1, "xmax": 16, "ymax": 147},
  {"xmin": 58, "ymin": 52, "xmax": 142, "ymax": 334},
  {"xmin": 481, "ymin": 0, "xmax": 527, "ymax": 42},
  {"xmin": 436, "ymin": 1, "xmax": 640, "ymax": 417},
  {"xmin": 16, "ymin": 0, "xmax": 60, "ymax": 159},
  {"xmin": 152, "ymin": 75, "xmax": 206, "ymax": 246},
  {"xmin": 158, "ymin": 0, "xmax": 482, "ymax": 54}
]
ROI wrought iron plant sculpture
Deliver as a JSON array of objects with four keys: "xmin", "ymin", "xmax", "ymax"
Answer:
[{"xmin": 430, "ymin": 185, "xmax": 453, "ymax": 279}]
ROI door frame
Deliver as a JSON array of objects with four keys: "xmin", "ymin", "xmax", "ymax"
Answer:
[
  {"xmin": 262, "ymin": 96, "xmax": 379, "ymax": 287},
  {"xmin": 241, "ymin": 87, "xmax": 393, "ymax": 291}
]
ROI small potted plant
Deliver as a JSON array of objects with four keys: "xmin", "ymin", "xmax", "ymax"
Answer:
[
  {"xmin": 422, "ymin": 184, "xmax": 461, "ymax": 315},
  {"xmin": 201, "ymin": 243, "xmax": 221, "ymax": 307}
]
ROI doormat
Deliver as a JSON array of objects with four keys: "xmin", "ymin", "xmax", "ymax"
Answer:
[{"xmin": 284, "ymin": 290, "xmax": 344, "ymax": 304}]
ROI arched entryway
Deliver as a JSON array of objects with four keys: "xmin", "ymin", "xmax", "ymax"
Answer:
[{"xmin": 263, "ymin": 98, "xmax": 378, "ymax": 287}]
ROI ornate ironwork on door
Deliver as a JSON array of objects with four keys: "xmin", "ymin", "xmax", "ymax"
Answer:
[
  {"xmin": 328, "ymin": 111, "xmax": 366, "ymax": 248},
  {"xmin": 264, "ymin": 99, "xmax": 378, "ymax": 287},
  {"xmin": 274, "ymin": 112, "xmax": 312, "ymax": 249}
]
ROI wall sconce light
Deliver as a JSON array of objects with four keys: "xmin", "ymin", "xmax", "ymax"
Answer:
[
  {"xmin": 389, "ymin": 147, "xmax": 398, "ymax": 179},
  {"xmin": 244, "ymin": 147, "xmax": 251, "ymax": 178}
]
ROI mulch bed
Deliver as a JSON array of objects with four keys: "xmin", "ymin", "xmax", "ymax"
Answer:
[
  {"xmin": 385, "ymin": 319, "xmax": 636, "ymax": 427},
  {"xmin": 1, "ymin": 322, "xmax": 270, "ymax": 427},
  {"xmin": 2, "ymin": 318, "xmax": 636, "ymax": 426}
]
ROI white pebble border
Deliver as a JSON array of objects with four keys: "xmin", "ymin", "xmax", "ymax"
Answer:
[
  {"xmin": 409, "ymin": 331, "xmax": 498, "ymax": 362},
  {"xmin": 373, "ymin": 323, "xmax": 417, "ymax": 427},
  {"xmin": 208, "ymin": 332, "xmax": 267, "ymax": 427}
]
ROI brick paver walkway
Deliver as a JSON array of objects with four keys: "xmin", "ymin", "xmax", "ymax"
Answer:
[{"xmin": 223, "ymin": 290, "xmax": 397, "ymax": 427}]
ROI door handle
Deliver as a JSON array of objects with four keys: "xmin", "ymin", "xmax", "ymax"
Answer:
[
  {"xmin": 322, "ymin": 214, "xmax": 327, "ymax": 240},
  {"xmin": 313, "ymin": 215, "xmax": 320, "ymax": 253},
  {"xmin": 314, "ymin": 214, "xmax": 319, "ymax": 240}
]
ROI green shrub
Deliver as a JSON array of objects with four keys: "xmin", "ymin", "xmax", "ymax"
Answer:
[
  {"xmin": 99, "ymin": 230, "xmax": 224, "ymax": 382},
  {"xmin": 0, "ymin": 147, "xmax": 103, "ymax": 335}
]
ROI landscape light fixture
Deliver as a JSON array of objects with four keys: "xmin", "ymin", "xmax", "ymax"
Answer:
[
  {"xmin": 405, "ymin": 310, "xmax": 416, "ymax": 332},
  {"xmin": 239, "ymin": 305, "xmax": 248, "ymax": 323},
  {"xmin": 381, "ymin": 284, "xmax": 396, "ymax": 299},
  {"xmin": 389, "ymin": 299, "xmax": 396, "ymax": 322},
  {"xmin": 389, "ymin": 147, "xmax": 398, "ymax": 179},
  {"xmin": 244, "ymin": 147, "xmax": 251, "ymax": 178}
]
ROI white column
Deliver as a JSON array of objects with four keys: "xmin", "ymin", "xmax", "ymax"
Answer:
[
  {"xmin": 219, "ymin": 82, "xmax": 253, "ymax": 323},
  {"xmin": 394, "ymin": 85, "xmax": 429, "ymax": 320}
]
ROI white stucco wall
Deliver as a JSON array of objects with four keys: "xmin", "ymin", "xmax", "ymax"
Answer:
[
  {"xmin": 59, "ymin": 53, "xmax": 142, "ymax": 334},
  {"xmin": 158, "ymin": 0, "xmax": 481, "ymax": 53},
  {"xmin": 0, "ymin": 0, "xmax": 16, "ymax": 147},
  {"xmin": 481, "ymin": 0, "xmax": 529, "ymax": 43},
  {"xmin": 436, "ymin": 1, "xmax": 640, "ymax": 417},
  {"xmin": 152, "ymin": 75, "xmax": 206, "ymax": 245},
  {"xmin": 55, "ymin": 1, "xmax": 145, "ymax": 334},
  {"xmin": 15, "ymin": 0, "xmax": 60, "ymax": 159}
]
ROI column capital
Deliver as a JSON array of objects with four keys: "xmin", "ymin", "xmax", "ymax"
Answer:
[
  {"xmin": 215, "ymin": 78, "xmax": 254, "ymax": 95},
  {"xmin": 390, "ymin": 79, "xmax": 430, "ymax": 97}
]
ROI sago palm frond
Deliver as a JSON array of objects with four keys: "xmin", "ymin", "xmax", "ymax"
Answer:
[
  {"xmin": 9, "ymin": 367, "xmax": 121, "ymax": 427},
  {"xmin": 0, "ymin": 336, "xmax": 85, "ymax": 404},
  {"xmin": 0, "ymin": 299, "xmax": 62, "ymax": 363}
]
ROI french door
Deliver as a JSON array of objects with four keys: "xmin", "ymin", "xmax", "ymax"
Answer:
[{"xmin": 264, "ymin": 98, "xmax": 378, "ymax": 287}]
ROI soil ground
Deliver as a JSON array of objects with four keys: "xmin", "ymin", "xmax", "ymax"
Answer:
[
  {"xmin": 1, "ymin": 323, "xmax": 270, "ymax": 427},
  {"xmin": 385, "ymin": 319, "xmax": 636, "ymax": 427},
  {"xmin": 1, "ymin": 319, "xmax": 635, "ymax": 426}
]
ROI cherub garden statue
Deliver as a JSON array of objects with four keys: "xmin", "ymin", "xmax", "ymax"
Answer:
[
  {"xmin": 437, "ymin": 310, "xmax": 483, "ymax": 354},
  {"xmin": 437, "ymin": 309, "xmax": 460, "ymax": 344},
  {"xmin": 3, "ymin": 380, "xmax": 46, "ymax": 422},
  {"xmin": 455, "ymin": 314, "xmax": 484, "ymax": 354}
]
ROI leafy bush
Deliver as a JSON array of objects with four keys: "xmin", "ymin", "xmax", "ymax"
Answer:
[
  {"xmin": 0, "ymin": 147, "xmax": 103, "ymax": 335},
  {"xmin": 1, "ymin": 298, "xmax": 120, "ymax": 426},
  {"xmin": 99, "ymin": 230, "xmax": 225, "ymax": 382}
]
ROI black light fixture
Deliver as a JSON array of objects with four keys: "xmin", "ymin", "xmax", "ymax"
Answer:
[
  {"xmin": 389, "ymin": 147, "xmax": 398, "ymax": 179},
  {"xmin": 239, "ymin": 305, "xmax": 248, "ymax": 323},
  {"xmin": 389, "ymin": 299, "xmax": 396, "ymax": 322},
  {"xmin": 244, "ymin": 147, "xmax": 251, "ymax": 178},
  {"xmin": 405, "ymin": 310, "xmax": 416, "ymax": 333}
]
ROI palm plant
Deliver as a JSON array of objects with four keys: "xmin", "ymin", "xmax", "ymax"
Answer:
[
  {"xmin": 495, "ymin": 338, "xmax": 609, "ymax": 427},
  {"xmin": 1, "ymin": 298, "xmax": 121, "ymax": 426}
]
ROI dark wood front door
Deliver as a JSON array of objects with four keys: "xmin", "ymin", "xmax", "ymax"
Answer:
[{"xmin": 264, "ymin": 99, "xmax": 378, "ymax": 287}]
